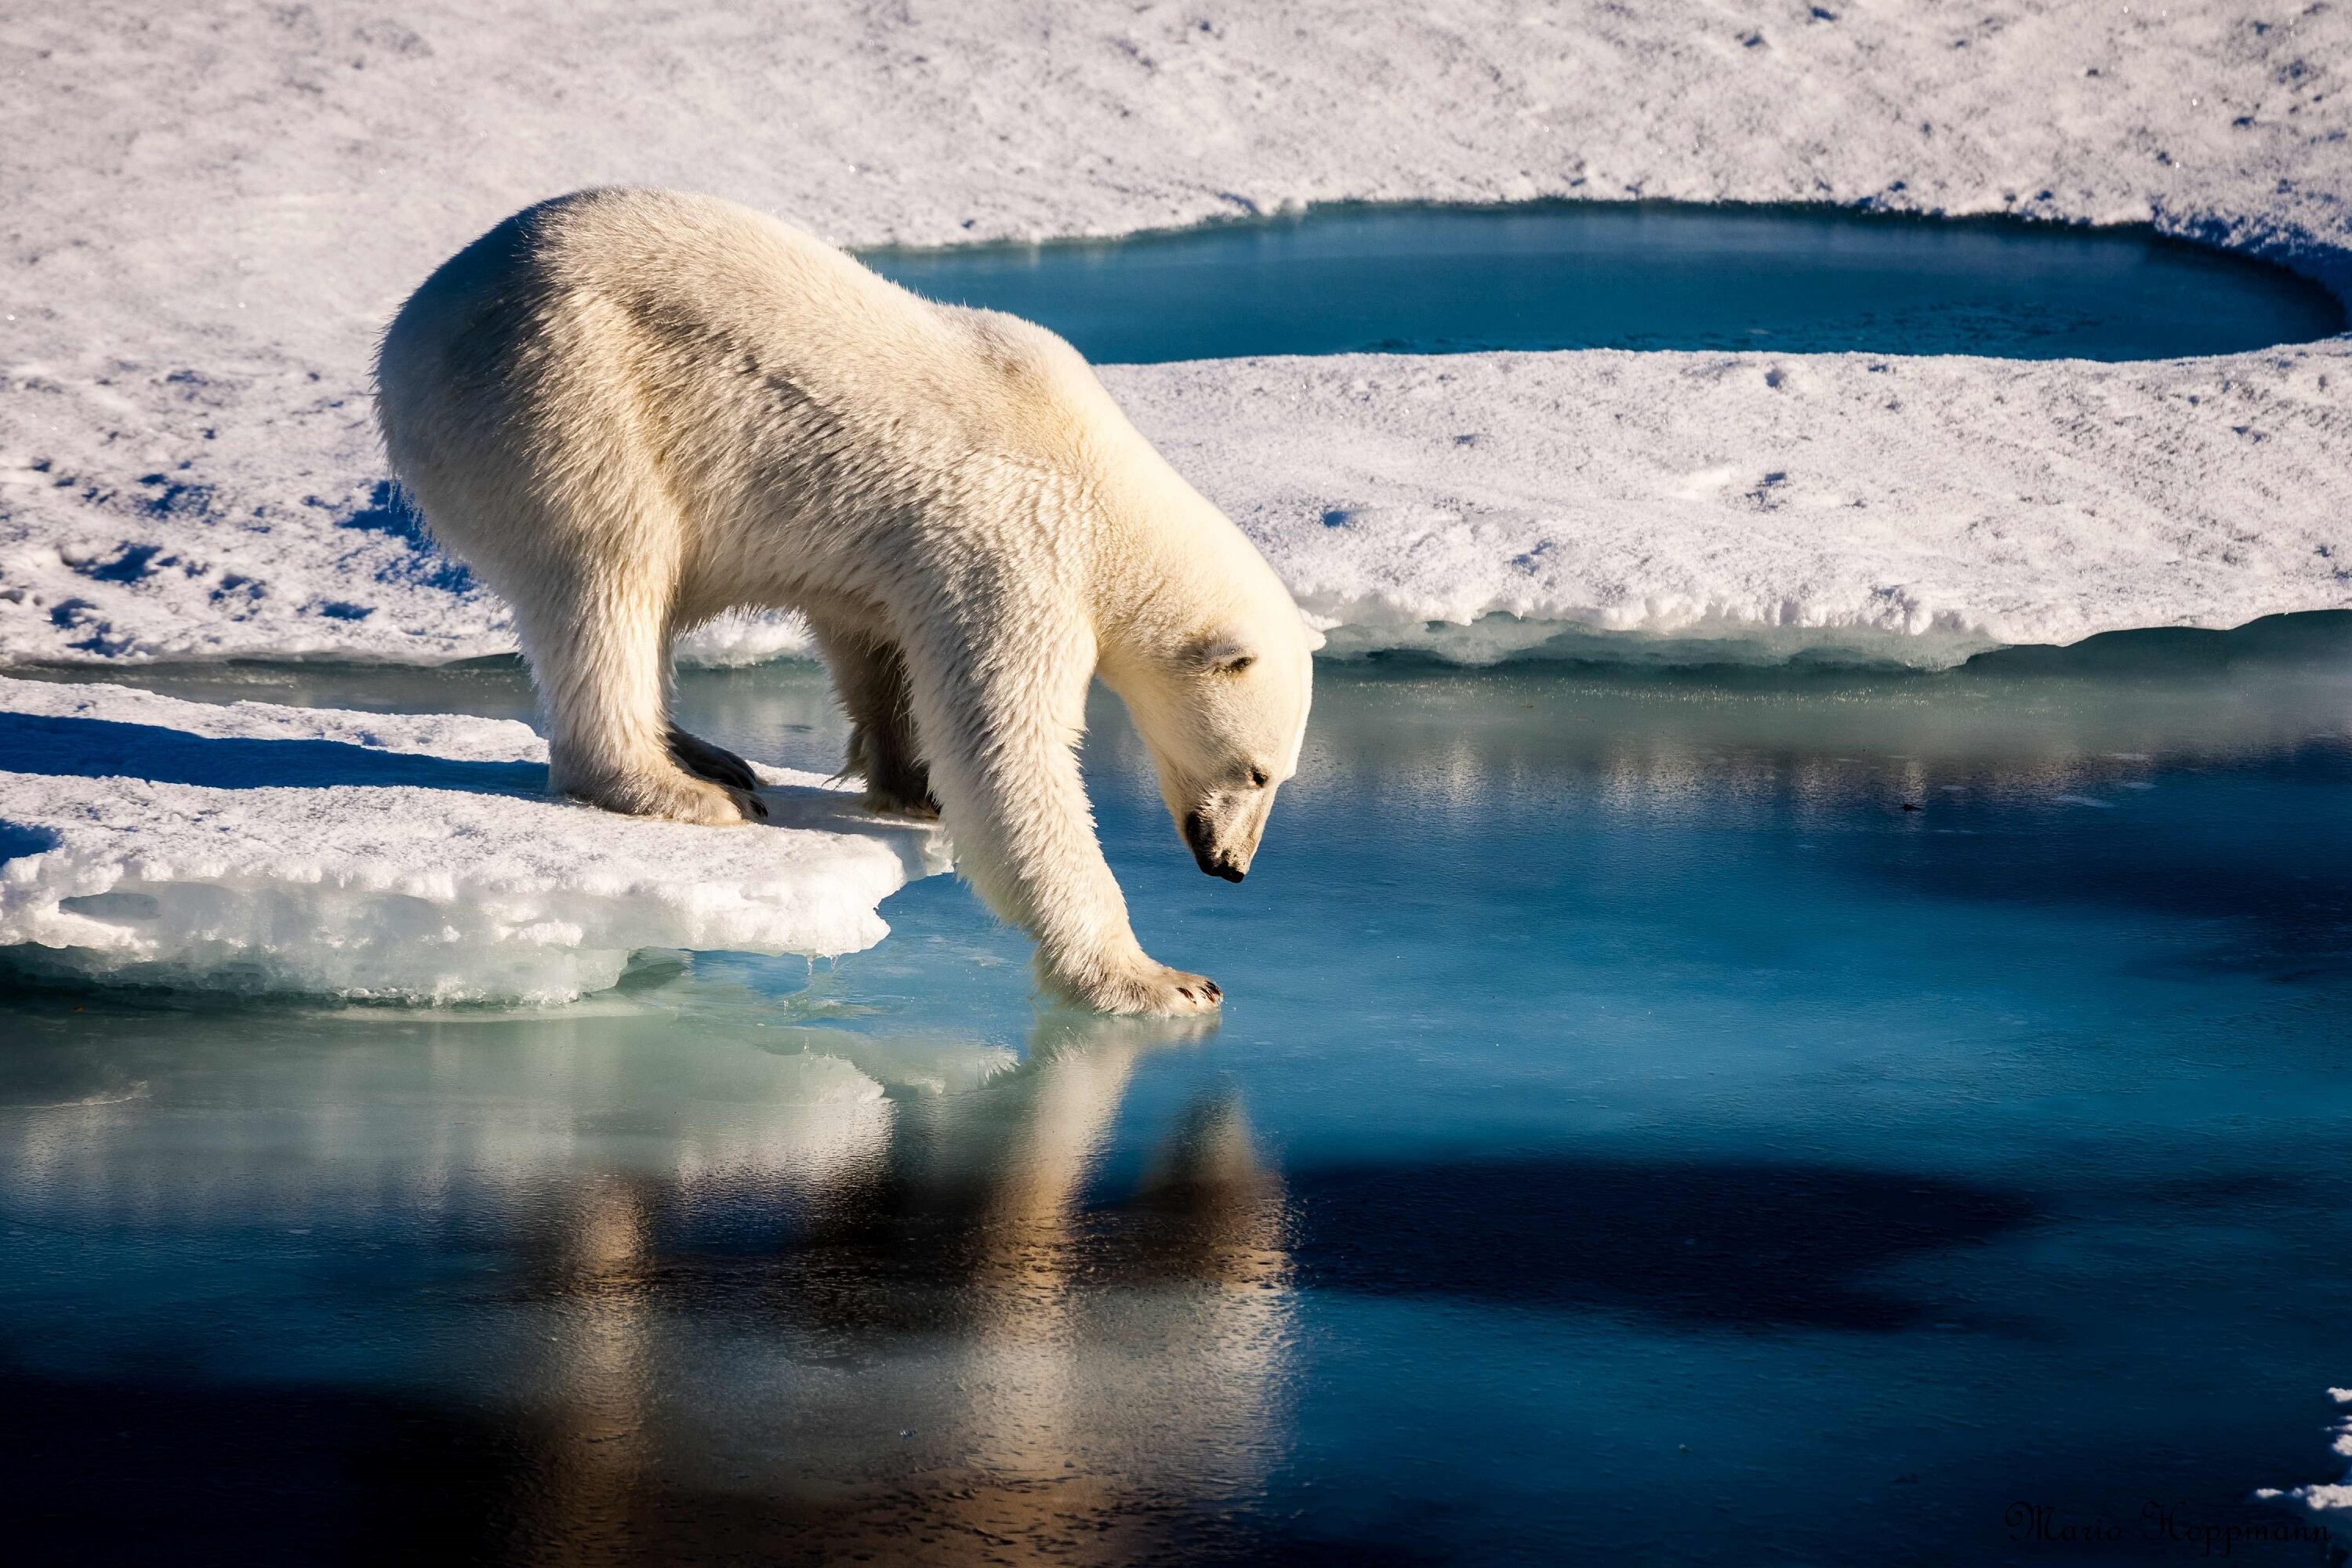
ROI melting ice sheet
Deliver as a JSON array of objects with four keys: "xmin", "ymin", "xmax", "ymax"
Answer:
[{"xmin": 0, "ymin": 677, "xmax": 946, "ymax": 1004}]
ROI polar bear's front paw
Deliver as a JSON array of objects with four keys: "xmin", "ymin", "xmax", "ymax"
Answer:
[
  {"xmin": 717, "ymin": 783, "xmax": 770, "ymax": 823},
  {"xmin": 667, "ymin": 725, "xmax": 761, "ymax": 792},
  {"xmin": 1078, "ymin": 961, "xmax": 1223, "ymax": 1017},
  {"xmin": 581, "ymin": 770, "xmax": 767, "ymax": 826},
  {"xmin": 652, "ymin": 775, "xmax": 767, "ymax": 825}
]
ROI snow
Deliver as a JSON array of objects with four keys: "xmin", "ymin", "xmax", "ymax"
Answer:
[
  {"xmin": 0, "ymin": 676, "xmax": 948, "ymax": 1004},
  {"xmin": 1113, "ymin": 344, "xmax": 2352, "ymax": 664},
  {"xmin": 2, "ymin": 2, "xmax": 2350, "ymax": 667}
]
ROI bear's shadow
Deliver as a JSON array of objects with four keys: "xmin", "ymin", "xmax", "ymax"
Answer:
[
  {"xmin": 0, "ymin": 710, "xmax": 550, "ymax": 795},
  {"xmin": 0, "ymin": 710, "xmax": 897, "ymax": 840}
]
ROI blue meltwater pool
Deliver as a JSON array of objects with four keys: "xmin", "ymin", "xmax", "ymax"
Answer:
[
  {"xmin": 5, "ymin": 619, "xmax": 2351, "ymax": 1563},
  {"xmin": 863, "ymin": 201, "xmax": 2347, "ymax": 362}
]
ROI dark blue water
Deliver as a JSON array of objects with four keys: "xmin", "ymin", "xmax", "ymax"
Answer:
[
  {"xmin": 5, "ymin": 622, "xmax": 2351, "ymax": 1563},
  {"xmin": 862, "ymin": 202, "xmax": 2347, "ymax": 363}
]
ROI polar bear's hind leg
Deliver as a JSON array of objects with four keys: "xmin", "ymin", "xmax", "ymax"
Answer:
[{"xmin": 813, "ymin": 621, "xmax": 936, "ymax": 816}]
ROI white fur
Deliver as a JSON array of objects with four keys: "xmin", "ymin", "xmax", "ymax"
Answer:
[{"xmin": 376, "ymin": 189, "xmax": 1313, "ymax": 1015}]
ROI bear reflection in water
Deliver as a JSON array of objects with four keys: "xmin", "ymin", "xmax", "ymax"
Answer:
[
  {"xmin": 0, "ymin": 1006, "xmax": 1294, "ymax": 1563},
  {"xmin": 499, "ymin": 1020, "xmax": 1293, "ymax": 1562}
]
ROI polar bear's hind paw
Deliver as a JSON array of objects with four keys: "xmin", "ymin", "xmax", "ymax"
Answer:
[{"xmin": 861, "ymin": 779, "xmax": 942, "ymax": 818}]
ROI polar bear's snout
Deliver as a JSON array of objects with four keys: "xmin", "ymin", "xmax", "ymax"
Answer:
[
  {"xmin": 1180, "ymin": 781, "xmax": 1279, "ymax": 883},
  {"xmin": 1183, "ymin": 810, "xmax": 1248, "ymax": 882}
]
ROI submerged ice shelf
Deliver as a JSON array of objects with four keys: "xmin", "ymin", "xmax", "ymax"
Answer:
[{"xmin": 0, "ymin": 677, "xmax": 948, "ymax": 1004}]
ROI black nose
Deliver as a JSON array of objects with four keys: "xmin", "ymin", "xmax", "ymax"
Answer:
[{"xmin": 1183, "ymin": 811, "xmax": 1246, "ymax": 882}]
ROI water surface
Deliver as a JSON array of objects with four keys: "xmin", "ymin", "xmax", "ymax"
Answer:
[
  {"xmin": 863, "ymin": 202, "xmax": 2347, "ymax": 362},
  {"xmin": 5, "ymin": 623, "xmax": 2352, "ymax": 1563}
]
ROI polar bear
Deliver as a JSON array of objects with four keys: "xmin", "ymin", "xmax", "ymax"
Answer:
[{"xmin": 376, "ymin": 189, "xmax": 1313, "ymax": 1015}]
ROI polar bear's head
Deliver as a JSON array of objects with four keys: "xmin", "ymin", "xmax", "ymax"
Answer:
[
  {"xmin": 1112, "ymin": 584, "xmax": 1317, "ymax": 885},
  {"xmin": 1018, "ymin": 322, "xmax": 1319, "ymax": 887}
]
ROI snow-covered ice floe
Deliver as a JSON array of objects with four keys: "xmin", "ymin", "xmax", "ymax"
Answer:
[
  {"xmin": 0, "ymin": 677, "xmax": 947, "ymax": 1004},
  {"xmin": 2, "ymin": 1, "xmax": 2350, "ymax": 668}
]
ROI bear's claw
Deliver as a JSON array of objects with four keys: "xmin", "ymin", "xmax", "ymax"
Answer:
[{"xmin": 1076, "ymin": 961, "xmax": 1225, "ymax": 1017}]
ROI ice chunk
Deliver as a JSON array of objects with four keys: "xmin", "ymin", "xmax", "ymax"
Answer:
[
  {"xmin": 2258, "ymin": 1388, "xmax": 2352, "ymax": 1513},
  {"xmin": 673, "ymin": 608, "xmax": 818, "ymax": 667},
  {"xmin": 0, "ymin": 677, "xmax": 948, "ymax": 1004}
]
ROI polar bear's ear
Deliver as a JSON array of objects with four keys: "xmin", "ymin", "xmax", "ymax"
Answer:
[{"xmin": 1181, "ymin": 633, "xmax": 1257, "ymax": 674}]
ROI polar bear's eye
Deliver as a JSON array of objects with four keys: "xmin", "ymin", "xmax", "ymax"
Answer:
[
  {"xmin": 1250, "ymin": 767, "xmax": 1270, "ymax": 788},
  {"xmin": 1184, "ymin": 635, "xmax": 1256, "ymax": 675}
]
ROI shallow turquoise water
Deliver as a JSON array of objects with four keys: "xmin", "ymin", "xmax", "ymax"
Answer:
[
  {"xmin": 862, "ymin": 203, "xmax": 2348, "ymax": 362},
  {"xmin": 5, "ymin": 622, "xmax": 2352, "ymax": 1563}
]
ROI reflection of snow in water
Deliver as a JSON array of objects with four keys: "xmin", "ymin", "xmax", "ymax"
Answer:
[{"xmin": 0, "ymin": 1019, "xmax": 902, "ymax": 1222}]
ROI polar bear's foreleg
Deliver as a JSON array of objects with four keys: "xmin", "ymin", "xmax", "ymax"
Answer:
[
  {"xmin": 811, "ymin": 621, "xmax": 936, "ymax": 815},
  {"xmin": 899, "ymin": 623, "xmax": 1219, "ymax": 1016},
  {"xmin": 524, "ymin": 572, "xmax": 766, "ymax": 826}
]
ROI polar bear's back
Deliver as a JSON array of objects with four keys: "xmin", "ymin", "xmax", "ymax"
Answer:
[
  {"xmin": 390, "ymin": 190, "xmax": 1108, "ymax": 448},
  {"xmin": 376, "ymin": 190, "xmax": 1123, "ymax": 561},
  {"xmin": 383, "ymin": 190, "xmax": 951, "ymax": 445}
]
